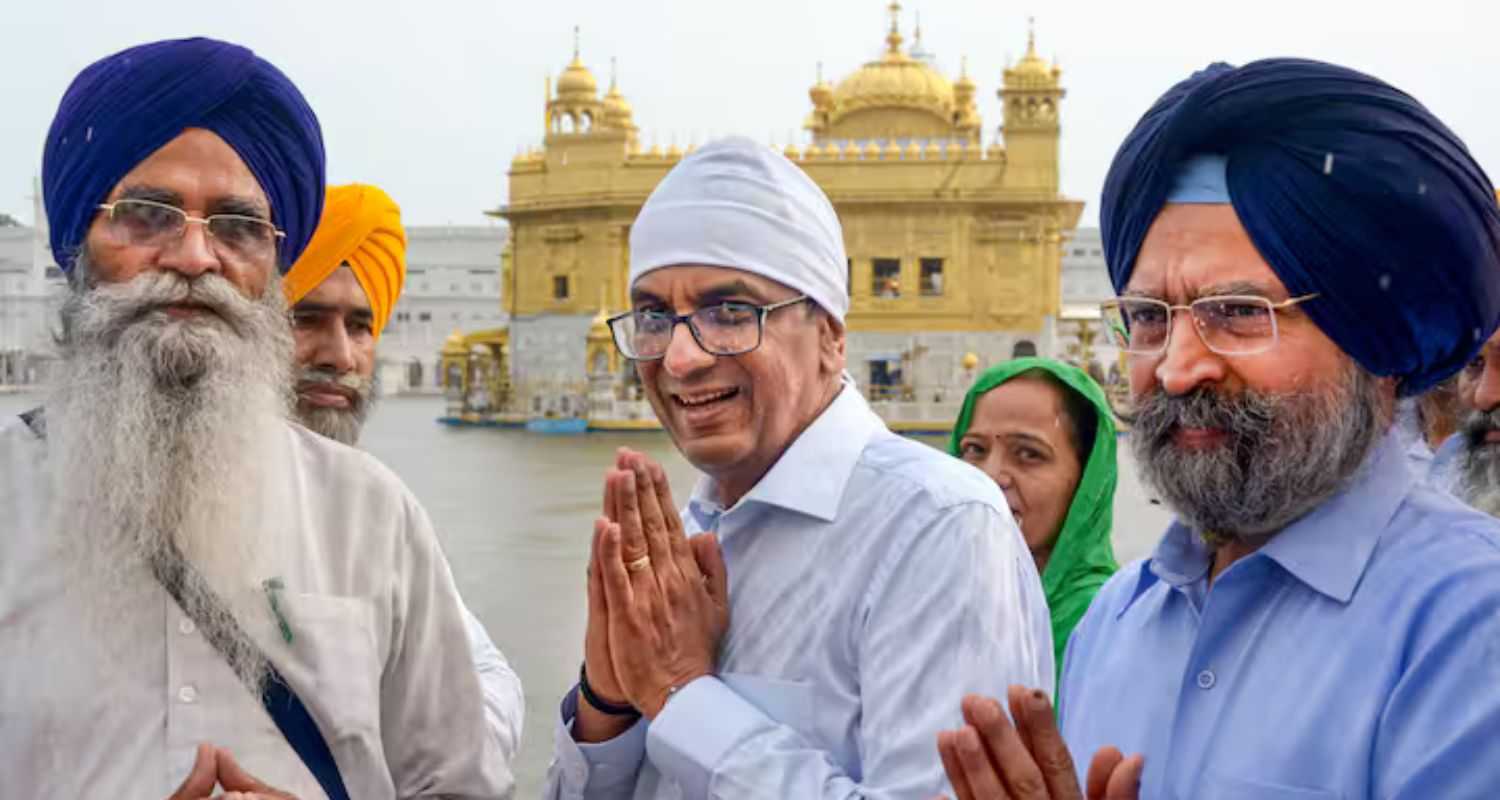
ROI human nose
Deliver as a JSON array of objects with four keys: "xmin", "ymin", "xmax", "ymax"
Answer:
[
  {"xmin": 154, "ymin": 217, "xmax": 222, "ymax": 279},
  {"xmin": 1153, "ymin": 307, "xmax": 1227, "ymax": 396},
  {"xmin": 310, "ymin": 322, "xmax": 357, "ymax": 374},
  {"xmin": 1475, "ymin": 356, "xmax": 1500, "ymax": 412},
  {"xmin": 660, "ymin": 318, "xmax": 716, "ymax": 378}
]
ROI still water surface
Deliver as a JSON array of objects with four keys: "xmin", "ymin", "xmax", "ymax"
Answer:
[{"xmin": 0, "ymin": 391, "xmax": 1171, "ymax": 796}]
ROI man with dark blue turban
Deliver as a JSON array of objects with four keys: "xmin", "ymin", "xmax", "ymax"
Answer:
[
  {"xmin": 0, "ymin": 38, "xmax": 513, "ymax": 799},
  {"xmin": 936, "ymin": 59, "xmax": 1500, "ymax": 800}
]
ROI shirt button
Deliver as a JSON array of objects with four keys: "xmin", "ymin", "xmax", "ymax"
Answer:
[
  {"xmin": 1196, "ymin": 669, "xmax": 1216, "ymax": 690},
  {"xmin": 178, "ymin": 618, "xmax": 196, "ymax": 636},
  {"xmin": 178, "ymin": 685, "xmax": 198, "ymax": 704}
]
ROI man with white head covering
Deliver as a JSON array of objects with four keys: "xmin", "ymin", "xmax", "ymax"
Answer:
[{"xmin": 543, "ymin": 137, "xmax": 1052, "ymax": 799}]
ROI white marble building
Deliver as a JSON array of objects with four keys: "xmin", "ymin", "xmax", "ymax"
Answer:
[
  {"xmin": 377, "ymin": 224, "xmax": 508, "ymax": 393},
  {"xmin": 0, "ymin": 187, "xmax": 65, "ymax": 388}
]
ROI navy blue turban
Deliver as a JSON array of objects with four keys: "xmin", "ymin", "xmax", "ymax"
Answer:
[
  {"xmin": 42, "ymin": 37, "xmax": 326, "ymax": 273},
  {"xmin": 1101, "ymin": 58, "xmax": 1500, "ymax": 395}
]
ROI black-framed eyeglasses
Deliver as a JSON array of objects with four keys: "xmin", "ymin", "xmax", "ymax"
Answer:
[
  {"xmin": 608, "ymin": 295, "xmax": 811, "ymax": 361},
  {"xmin": 96, "ymin": 198, "xmax": 285, "ymax": 263},
  {"xmin": 1100, "ymin": 293, "xmax": 1319, "ymax": 357}
]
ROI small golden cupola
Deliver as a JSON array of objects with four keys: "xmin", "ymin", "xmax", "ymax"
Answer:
[
  {"xmin": 601, "ymin": 60, "xmax": 635, "ymax": 127},
  {"xmin": 548, "ymin": 27, "xmax": 604, "ymax": 135}
]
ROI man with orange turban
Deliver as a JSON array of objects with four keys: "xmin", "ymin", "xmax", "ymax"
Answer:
[
  {"xmin": 284, "ymin": 182, "xmax": 525, "ymax": 766},
  {"xmin": 284, "ymin": 183, "xmax": 406, "ymax": 445}
]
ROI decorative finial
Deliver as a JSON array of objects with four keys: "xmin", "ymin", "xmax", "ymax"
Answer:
[
  {"xmin": 914, "ymin": 10, "xmax": 923, "ymax": 45},
  {"xmin": 885, "ymin": 1, "xmax": 904, "ymax": 54},
  {"xmin": 572, "ymin": 25, "xmax": 581, "ymax": 61},
  {"xmin": 610, "ymin": 56, "xmax": 618, "ymax": 91},
  {"xmin": 816, "ymin": 61, "xmax": 824, "ymax": 84},
  {"xmin": 1027, "ymin": 16, "xmax": 1037, "ymax": 55},
  {"xmin": 961, "ymin": 55, "xmax": 969, "ymax": 78}
]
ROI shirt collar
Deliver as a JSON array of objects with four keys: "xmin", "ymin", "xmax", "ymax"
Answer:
[
  {"xmin": 687, "ymin": 382, "xmax": 882, "ymax": 527},
  {"xmin": 1124, "ymin": 429, "xmax": 1413, "ymax": 612}
]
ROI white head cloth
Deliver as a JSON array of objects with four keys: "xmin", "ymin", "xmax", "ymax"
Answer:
[{"xmin": 628, "ymin": 136, "xmax": 850, "ymax": 323}]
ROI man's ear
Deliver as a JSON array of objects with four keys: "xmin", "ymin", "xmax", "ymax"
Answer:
[{"xmin": 818, "ymin": 311, "xmax": 847, "ymax": 378}]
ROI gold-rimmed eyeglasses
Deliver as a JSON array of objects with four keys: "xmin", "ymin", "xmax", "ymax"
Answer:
[
  {"xmin": 1100, "ymin": 293, "xmax": 1320, "ymax": 357},
  {"xmin": 95, "ymin": 198, "xmax": 285, "ymax": 263}
]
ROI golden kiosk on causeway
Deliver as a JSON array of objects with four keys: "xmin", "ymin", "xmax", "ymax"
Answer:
[{"xmin": 441, "ymin": 4, "xmax": 1084, "ymax": 434}]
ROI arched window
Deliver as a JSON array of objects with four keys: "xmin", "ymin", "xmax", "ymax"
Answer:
[{"xmin": 1012, "ymin": 340, "xmax": 1037, "ymax": 358}]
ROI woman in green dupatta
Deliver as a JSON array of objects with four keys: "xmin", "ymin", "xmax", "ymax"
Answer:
[{"xmin": 948, "ymin": 357, "xmax": 1119, "ymax": 680}]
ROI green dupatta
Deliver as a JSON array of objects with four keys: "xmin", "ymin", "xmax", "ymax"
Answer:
[{"xmin": 948, "ymin": 357, "xmax": 1120, "ymax": 682}]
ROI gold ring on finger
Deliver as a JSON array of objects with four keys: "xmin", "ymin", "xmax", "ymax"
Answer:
[{"xmin": 626, "ymin": 555, "xmax": 652, "ymax": 573}]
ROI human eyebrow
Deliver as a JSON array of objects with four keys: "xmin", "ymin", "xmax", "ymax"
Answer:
[
  {"xmin": 1197, "ymin": 280, "xmax": 1279, "ymax": 299},
  {"xmin": 697, "ymin": 280, "xmax": 770, "ymax": 305},
  {"xmin": 291, "ymin": 302, "xmax": 338, "ymax": 316},
  {"xmin": 1000, "ymin": 431, "xmax": 1055, "ymax": 454},
  {"xmin": 629, "ymin": 289, "xmax": 667, "ymax": 310},
  {"xmin": 116, "ymin": 185, "xmax": 183, "ymax": 206},
  {"xmin": 210, "ymin": 196, "xmax": 272, "ymax": 220}
]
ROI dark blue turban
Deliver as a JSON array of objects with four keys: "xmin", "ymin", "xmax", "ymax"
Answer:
[
  {"xmin": 42, "ymin": 37, "xmax": 326, "ymax": 273},
  {"xmin": 1101, "ymin": 58, "xmax": 1500, "ymax": 395}
]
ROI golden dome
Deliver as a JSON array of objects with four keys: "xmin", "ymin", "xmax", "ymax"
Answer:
[
  {"xmin": 1008, "ymin": 20, "xmax": 1056, "ymax": 81},
  {"xmin": 826, "ymin": 3, "xmax": 954, "ymax": 123},
  {"xmin": 557, "ymin": 56, "xmax": 598, "ymax": 99},
  {"xmin": 954, "ymin": 57, "xmax": 976, "ymax": 98},
  {"xmin": 832, "ymin": 51, "xmax": 954, "ymax": 119},
  {"xmin": 445, "ymin": 328, "xmax": 466, "ymax": 346},
  {"xmin": 588, "ymin": 289, "xmax": 613, "ymax": 341},
  {"xmin": 809, "ymin": 62, "xmax": 834, "ymax": 108},
  {"xmin": 961, "ymin": 352, "xmax": 980, "ymax": 370}
]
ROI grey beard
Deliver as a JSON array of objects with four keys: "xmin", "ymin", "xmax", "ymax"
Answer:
[
  {"xmin": 1126, "ymin": 362, "xmax": 1385, "ymax": 543},
  {"xmin": 1457, "ymin": 408, "xmax": 1500, "ymax": 518},
  {"xmin": 294, "ymin": 366, "xmax": 378, "ymax": 446},
  {"xmin": 48, "ymin": 258, "xmax": 295, "ymax": 692}
]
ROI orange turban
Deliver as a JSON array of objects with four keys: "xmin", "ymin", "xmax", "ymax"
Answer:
[{"xmin": 284, "ymin": 183, "xmax": 406, "ymax": 338}]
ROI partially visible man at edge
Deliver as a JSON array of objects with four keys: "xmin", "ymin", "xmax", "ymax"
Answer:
[
  {"xmin": 0, "ymin": 38, "xmax": 512, "ymax": 798},
  {"xmin": 1425, "ymin": 189, "xmax": 1500, "ymax": 505},
  {"xmin": 543, "ymin": 137, "xmax": 1053, "ymax": 799},
  {"xmin": 282, "ymin": 182, "xmax": 525, "ymax": 764},
  {"xmin": 937, "ymin": 58, "xmax": 1500, "ymax": 800}
]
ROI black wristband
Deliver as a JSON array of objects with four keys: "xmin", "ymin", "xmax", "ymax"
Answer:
[{"xmin": 579, "ymin": 662, "xmax": 639, "ymax": 717}]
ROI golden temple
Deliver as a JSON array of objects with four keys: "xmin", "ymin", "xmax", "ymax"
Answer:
[{"xmin": 442, "ymin": 5, "xmax": 1083, "ymax": 432}]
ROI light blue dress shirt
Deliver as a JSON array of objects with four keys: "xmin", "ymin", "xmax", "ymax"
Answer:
[
  {"xmin": 544, "ymin": 385, "xmax": 1053, "ymax": 799},
  {"xmin": 1428, "ymin": 433, "xmax": 1463, "ymax": 495},
  {"xmin": 1058, "ymin": 432, "xmax": 1500, "ymax": 799}
]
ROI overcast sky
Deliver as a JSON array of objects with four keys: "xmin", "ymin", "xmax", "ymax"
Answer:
[{"xmin": 2, "ymin": 0, "xmax": 1496, "ymax": 229}]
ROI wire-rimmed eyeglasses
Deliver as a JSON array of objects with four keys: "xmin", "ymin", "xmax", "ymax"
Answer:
[
  {"xmin": 95, "ymin": 198, "xmax": 285, "ymax": 263},
  {"xmin": 1100, "ymin": 293, "xmax": 1319, "ymax": 357}
]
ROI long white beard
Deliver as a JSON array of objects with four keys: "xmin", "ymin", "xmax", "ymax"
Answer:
[{"xmin": 47, "ymin": 263, "xmax": 295, "ymax": 691}]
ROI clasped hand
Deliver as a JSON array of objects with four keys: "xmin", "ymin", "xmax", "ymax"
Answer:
[
  {"xmin": 581, "ymin": 448, "xmax": 729, "ymax": 723},
  {"xmin": 166, "ymin": 743, "xmax": 298, "ymax": 800},
  {"xmin": 937, "ymin": 687, "xmax": 1143, "ymax": 800}
]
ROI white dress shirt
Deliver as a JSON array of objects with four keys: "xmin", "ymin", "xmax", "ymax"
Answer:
[
  {"xmin": 544, "ymin": 386, "xmax": 1053, "ymax": 799},
  {"xmin": 0, "ymin": 413, "xmax": 514, "ymax": 799},
  {"xmin": 462, "ymin": 602, "xmax": 525, "ymax": 763}
]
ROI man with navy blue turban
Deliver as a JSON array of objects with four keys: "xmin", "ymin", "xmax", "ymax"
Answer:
[
  {"xmin": 936, "ymin": 59, "xmax": 1500, "ymax": 800},
  {"xmin": 0, "ymin": 38, "xmax": 512, "ymax": 799}
]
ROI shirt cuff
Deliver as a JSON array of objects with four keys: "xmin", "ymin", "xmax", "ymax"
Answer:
[
  {"xmin": 645, "ymin": 676, "xmax": 767, "ymax": 798},
  {"xmin": 555, "ymin": 686, "xmax": 648, "ymax": 793}
]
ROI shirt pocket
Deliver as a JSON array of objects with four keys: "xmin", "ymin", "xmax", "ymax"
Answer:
[
  {"xmin": 719, "ymin": 672, "xmax": 816, "ymax": 735},
  {"xmin": 1197, "ymin": 773, "xmax": 1345, "ymax": 800},
  {"xmin": 278, "ymin": 592, "xmax": 383, "ymax": 741}
]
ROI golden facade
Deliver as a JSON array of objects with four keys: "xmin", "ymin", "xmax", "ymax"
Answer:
[{"xmin": 449, "ymin": 6, "xmax": 1083, "ymax": 427}]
